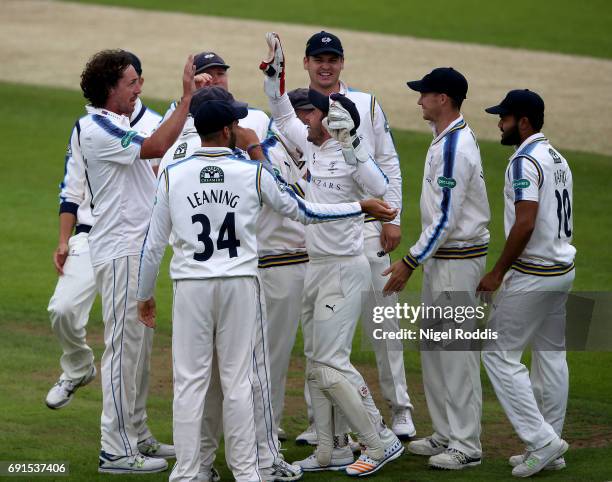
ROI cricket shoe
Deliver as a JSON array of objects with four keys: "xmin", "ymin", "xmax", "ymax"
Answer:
[
  {"xmin": 345, "ymin": 431, "xmax": 404, "ymax": 477},
  {"xmin": 98, "ymin": 450, "xmax": 168, "ymax": 474},
  {"xmin": 260, "ymin": 458, "xmax": 303, "ymax": 481},
  {"xmin": 137, "ymin": 436, "xmax": 175, "ymax": 459},
  {"xmin": 195, "ymin": 465, "xmax": 221, "ymax": 482},
  {"xmin": 512, "ymin": 438, "xmax": 568, "ymax": 478},
  {"xmin": 293, "ymin": 446, "xmax": 354, "ymax": 471},
  {"xmin": 407, "ymin": 436, "xmax": 447, "ymax": 456},
  {"xmin": 428, "ymin": 448, "xmax": 481, "ymax": 470},
  {"xmin": 277, "ymin": 427, "xmax": 288, "ymax": 442},
  {"xmin": 509, "ymin": 452, "xmax": 566, "ymax": 471},
  {"xmin": 45, "ymin": 365, "xmax": 96, "ymax": 409},
  {"xmin": 390, "ymin": 408, "xmax": 416, "ymax": 440},
  {"xmin": 295, "ymin": 423, "xmax": 317, "ymax": 446}
]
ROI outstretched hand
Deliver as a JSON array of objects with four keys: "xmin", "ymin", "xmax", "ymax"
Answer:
[
  {"xmin": 182, "ymin": 54, "xmax": 196, "ymax": 99},
  {"xmin": 260, "ymin": 32, "xmax": 285, "ymax": 98},
  {"xmin": 359, "ymin": 199, "xmax": 398, "ymax": 222},
  {"xmin": 382, "ymin": 260, "xmax": 413, "ymax": 296}
]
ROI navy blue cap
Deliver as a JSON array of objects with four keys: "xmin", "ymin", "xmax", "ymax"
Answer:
[
  {"xmin": 126, "ymin": 51, "xmax": 142, "ymax": 76},
  {"xmin": 189, "ymin": 86, "xmax": 248, "ymax": 116},
  {"xmin": 308, "ymin": 89, "xmax": 330, "ymax": 113},
  {"xmin": 485, "ymin": 89, "xmax": 545, "ymax": 118},
  {"xmin": 305, "ymin": 31, "xmax": 344, "ymax": 57},
  {"xmin": 407, "ymin": 67, "xmax": 468, "ymax": 102},
  {"xmin": 194, "ymin": 100, "xmax": 248, "ymax": 136},
  {"xmin": 194, "ymin": 52, "xmax": 230, "ymax": 74},
  {"xmin": 288, "ymin": 88, "xmax": 314, "ymax": 110}
]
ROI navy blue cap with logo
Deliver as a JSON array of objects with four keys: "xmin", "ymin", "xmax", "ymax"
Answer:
[
  {"xmin": 288, "ymin": 88, "xmax": 314, "ymax": 110},
  {"xmin": 194, "ymin": 100, "xmax": 248, "ymax": 136},
  {"xmin": 189, "ymin": 86, "xmax": 248, "ymax": 116},
  {"xmin": 485, "ymin": 89, "xmax": 545, "ymax": 118},
  {"xmin": 194, "ymin": 52, "xmax": 230, "ymax": 74},
  {"xmin": 305, "ymin": 31, "xmax": 344, "ymax": 57},
  {"xmin": 406, "ymin": 67, "xmax": 468, "ymax": 103}
]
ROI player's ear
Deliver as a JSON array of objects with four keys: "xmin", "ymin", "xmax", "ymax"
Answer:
[{"xmin": 303, "ymin": 56, "xmax": 309, "ymax": 71}]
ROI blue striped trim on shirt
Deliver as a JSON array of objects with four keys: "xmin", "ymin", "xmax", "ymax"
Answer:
[
  {"xmin": 92, "ymin": 114, "xmax": 145, "ymax": 146},
  {"xmin": 511, "ymin": 259, "xmax": 575, "ymax": 276},
  {"xmin": 413, "ymin": 127, "xmax": 460, "ymax": 262}
]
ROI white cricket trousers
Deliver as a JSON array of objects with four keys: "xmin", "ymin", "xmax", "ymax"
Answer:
[
  {"xmin": 198, "ymin": 275, "xmax": 280, "ymax": 471},
  {"xmin": 94, "ymin": 255, "xmax": 154, "ymax": 457},
  {"xmin": 302, "ymin": 255, "xmax": 384, "ymax": 429},
  {"xmin": 420, "ymin": 257, "xmax": 485, "ymax": 459},
  {"xmin": 482, "ymin": 269, "xmax": 574, "ymax": 451},
  {"xmin": 361, "ymin": 225, "xmax": 412, "ymax": 411},
  {"xmin": 170, "ymin": 277, "xmax": 259, "ymax": 482},
  {"xmin": 259, "ymin": 262, "xmax": 306, "ymax": 430},
  {"xmin": 48, "ymin": 232, "xmax": 96, "ymax": 380}
]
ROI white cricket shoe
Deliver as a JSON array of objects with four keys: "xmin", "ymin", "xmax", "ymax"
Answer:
[
  {"xmin": 45, "ymin": 365, "xmax": 96, "ymax": 409},
  {"xmin": 195, "ymin": 465, "xmax": 221, "ymax": 482},
  {"xmin": 345, "ymin": 431, "xmax": 404, "ymax": 477},
  {"xmin": 293, "ymin": 446, "xmax": 354, "ymax": 471},
  {"xmin": 260, "ymin": 458, "xmax": 303, "ymax": 481},
  {"xmin": 509, "ymin": 452, "xmax": 566, "ymax": 470},
  {"xmin": 407, "ymin": 436, "xmax": 447, "ymax": 456},
  {"xmin": 98, "ymin": 451, "xmax": 168, "ymax": 474},
  {"xmin": 137, "ymin": 436, "xmax": 175, "ymax": 459},
  {"xmin": 295, "ymin": 423, "xmax": 317, "ymax": 446},
  {"xmin": 391, "ymin": 408, "xmax": 416, "ymax": 440},
  {"xmin": 277, "ymin": 427, "xmax": 288, "ymax": 442},
  {"xmin": 512, "ymin": 438, "xmax": 568, "ymax": 478},
  {"xmin": 428, "ymin": 448, "xmax": 481, "ymax": 470}
]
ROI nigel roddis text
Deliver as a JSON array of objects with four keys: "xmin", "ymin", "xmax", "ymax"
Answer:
[{"xmin": 187, "ymin": 189, "xmax": 240, "ymax": 209}]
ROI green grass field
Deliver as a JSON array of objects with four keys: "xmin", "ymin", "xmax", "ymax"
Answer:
[
  {"xmin": 63, "ymin": 0, "xmax": 612, "ymax": 59},
  {"xmin": 1, "ymin": 81, "xmax": 611, "ymax": 481}
]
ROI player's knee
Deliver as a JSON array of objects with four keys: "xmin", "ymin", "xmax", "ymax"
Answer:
[{"xmin": 48, "ymin": 298, "xmax": 75, "ymax": 326}]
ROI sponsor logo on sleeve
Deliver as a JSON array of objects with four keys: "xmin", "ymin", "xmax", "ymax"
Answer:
[
  {"xmin": 437, "ymin": 176, "xmax": 457, "ymax": 189},
  {"xmin": 121, "ymin": 130, "xmax": 138, "ymax": 148},
  {"xmin": 200, "ymin": 165, "xmax": 224, "ymax": 183},
  {"xmin": 512, "ymin": 178, "xmax": 531, "ymax": 189},
  {"xmin": 173, "ymin": 142, "xmax": 188, "ymax": 160}
]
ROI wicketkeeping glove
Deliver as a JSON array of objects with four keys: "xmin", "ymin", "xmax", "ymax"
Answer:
[
  {"xmin": 259, "ymin": 32, "xmax": 285, "ymax": 99},
  {"xmin": 322, "ymin": 93, "xmax": 366, "ymax": 165}
]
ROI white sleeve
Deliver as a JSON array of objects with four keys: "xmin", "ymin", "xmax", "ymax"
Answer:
[
  {"xmin": 268, "ymin": 94, "xmax": 310, "ymax": 156},
  {"xmin": 137, "ymin": 171, "xmax": 172, "ymax": 301},
  {"xmin": 90, "ymin": 116, "xmax": 144, "ymax": 165},
  {"xmin": 372, "ymin": 98, "xmax": 402, "ymax": 225},
  {"xmin": 351, "ymin": 155, "xmax": 388, "ymax": 198},
  {"xmin": 404, "ymin": 149, "xmax": 472, "ymax": 268},
  {"xmin": 509, "ymin": 155, "xmax": 541, "ymax": 203},
  {"xmin": 59, "ymin": 122, "xmax": 86, "ymax": 215},
  {"xmin": 259, "ymin": 164, "xmax": 362, "ymax": 224}
]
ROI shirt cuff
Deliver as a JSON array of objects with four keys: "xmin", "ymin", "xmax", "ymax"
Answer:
[{"xmin": 402, "ymin": 252, "xmax": 419, "ymax": 270}]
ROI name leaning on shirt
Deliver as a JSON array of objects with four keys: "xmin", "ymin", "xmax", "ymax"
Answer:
[{"xmin": 187, "ymin": 189, "xmax": 240, "ymax": 209}]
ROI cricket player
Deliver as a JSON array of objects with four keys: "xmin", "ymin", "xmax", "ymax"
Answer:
[
  {"xmin": 136, "ymin": 99, "xmax": 398, "ymax": 481},
  {"xmin": 480, "ymin": 89, "xmax": 573, "ymax": 478},
  {"xmin": 296, "ymin": 31, "xmax": 414, "ymax": 444},
  {"xmin": 261, "ymin": 33, "xmax": 404, "ymax": 476},
  {"xmin": 383, "ymin": 67, "xmax": 490, "ymax": 470},
  {"xmin": 46, "ymin": 52, "xmax": 173, "ymax": 460},
  {"xmin": 160, "ymin": 84, "xmax": 302, "ymax": 480},
  {"xmin": 78, "ymin": 49, "xmax": 195, "ymax": 473}
]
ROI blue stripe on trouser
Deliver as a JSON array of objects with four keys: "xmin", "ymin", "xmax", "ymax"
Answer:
[
  {"xmin": 253, "ymin": 279, "xmax": 278, "ymax": 462},
  {"xmin": 110, "ymin": 259, "xmax": 131, "ymax": 456}
]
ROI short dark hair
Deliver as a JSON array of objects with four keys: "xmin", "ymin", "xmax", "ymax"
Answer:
[
  {"xmin": 80, "ymin": 49, "xmax": 133, "ymax": 107},
  {"xmin": 519, "ymin": 112, "xmax": 544, "ymax": 131},
  {"xmin": 449, "ymin": 96, "xmax": 463, "ymax": 110}
]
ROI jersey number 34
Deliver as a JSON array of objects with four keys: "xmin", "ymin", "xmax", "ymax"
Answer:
[{"xmin": 192, "ymin": 212, "xmax": 240, "ymax": 261}]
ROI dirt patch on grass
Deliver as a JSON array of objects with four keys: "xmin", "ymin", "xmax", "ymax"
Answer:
[{"xmin": 2, "ymin": 0, "xmax": 612, "ymax": 155}]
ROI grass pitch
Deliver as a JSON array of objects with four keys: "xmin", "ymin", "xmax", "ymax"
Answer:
[
  {"xmin": 1, "ymin": 82, "xmax": 611, "ymax": 481},
  {"xmin": 63, "ymin": 0, "xmax": 612, "ymax": 59}
]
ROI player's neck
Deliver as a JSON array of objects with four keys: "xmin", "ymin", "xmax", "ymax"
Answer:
[
  {"xmin": 433, "ymin": 111, "xmax": 461, "ymax": 137},
  {"xmin": 310, "ymin": 81, "xmax": 341, "ymax": 97},
  {"xmin": 103, "ymin": 99, "xmax": 131, "ymax": 118}
]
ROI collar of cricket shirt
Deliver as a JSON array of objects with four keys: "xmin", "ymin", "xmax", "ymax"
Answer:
[
  {"xmin": 431, "ymin": 114, "xmax": 466, "ymax": 146},
  {"xmin": 85, "ymin": 105, "xmax": 130, "ymax": 126},
  {"xmin": 192, "ymin": 146, "xmax": 234, "ymax": 158},
  {"xmin": 509, "ymin": 132, "xmax": 548, "ymax": 161}
]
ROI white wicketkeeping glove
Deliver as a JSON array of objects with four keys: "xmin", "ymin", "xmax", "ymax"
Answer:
[
  {"xmin": 259, "ymin": 32, "xmax": 285, "ymax": 99},
  {"xmin": 322, "ymin": 94, "xmax": 366, "ymax": 165}
]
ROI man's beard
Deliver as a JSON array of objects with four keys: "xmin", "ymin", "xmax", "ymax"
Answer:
[{"xmin": 501, "ymin": 123, "xmax": 521, "ymax": 146}]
